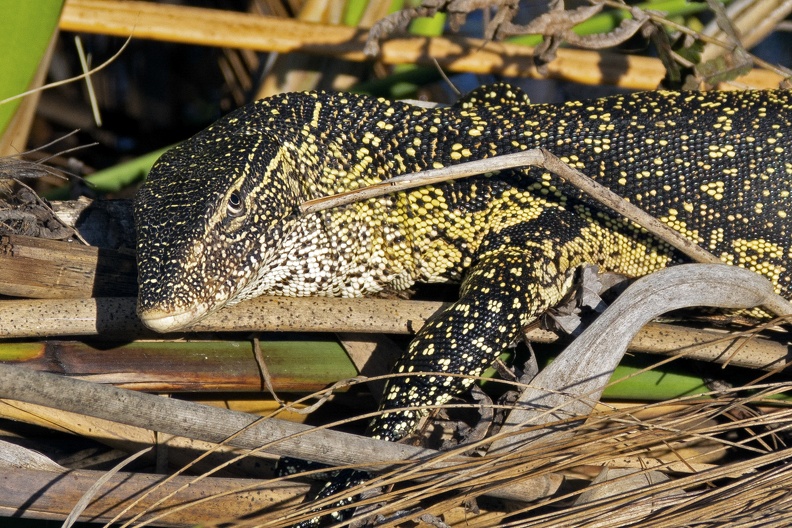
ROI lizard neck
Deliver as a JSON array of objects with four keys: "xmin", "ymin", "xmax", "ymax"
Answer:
[{"xmin": 248, "ymin": 91, "xmax": 533, "ymax": 295}]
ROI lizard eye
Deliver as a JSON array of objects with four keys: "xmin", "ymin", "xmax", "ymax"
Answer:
[{"xmin": 227, "ymin": 190, "xmax": 245, "ymax": 217}]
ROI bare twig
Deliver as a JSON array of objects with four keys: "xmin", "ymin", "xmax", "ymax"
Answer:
[
  {"xmin": 0, "ymin": 36, "xmax": 131, "ymax": 107},
  {"xmin": 301, "ymin": 149, "xmax": 723, "ymax": 266}
]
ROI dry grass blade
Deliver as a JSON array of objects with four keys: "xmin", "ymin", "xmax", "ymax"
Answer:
[
  {"xmin": 73, "ymin": 35, "xmax": 102, "ymax": 128},
  {"xmin": 202, "ymin": 390, "xmax": 792, "ymax": 527},
  {"xmin": 500, "ymin": 399, "xmax": 792, "ymax": 526},
  {"xmin": 0, "ymin": 36, "xmax": 130, "ymax": 107},
  {"xmin": 491, "ymin": 387, "xmax": 792, "ymax": 527},
  {"xmin": 62, "ymin": 447, "xmax": 152, "ymax": 528}
]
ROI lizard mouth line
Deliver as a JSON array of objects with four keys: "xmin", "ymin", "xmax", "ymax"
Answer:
[{"xmin": 138, "ymin": 304, "xmax": 210, "ymax": 333}]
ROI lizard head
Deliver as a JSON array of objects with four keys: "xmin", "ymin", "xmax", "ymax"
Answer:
[{"xmin": 134, "ymin": 103, "xmax": 308, "ymax": 332}]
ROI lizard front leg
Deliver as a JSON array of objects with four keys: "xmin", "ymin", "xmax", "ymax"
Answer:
[{"xmin": 369, "ymin": 246, "xmax": 575, "ymax": 443}]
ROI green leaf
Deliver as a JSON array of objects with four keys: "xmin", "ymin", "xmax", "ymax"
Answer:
[{"xmin": 0, "ymin": 0, "xmax": 64, "ymax": 136}]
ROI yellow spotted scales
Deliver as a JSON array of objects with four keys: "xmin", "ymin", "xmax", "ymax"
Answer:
[{"xmin": 135, "ymin": 83, "xmax": 791, "ymax": 445}]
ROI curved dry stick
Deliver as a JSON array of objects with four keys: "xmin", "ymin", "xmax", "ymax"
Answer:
[
  {"xmin": 489, "ymin": 263, "xmax": 792, "ymax": 455},
  {"xmin": 0, "ymin": 361, "xmax": 548, "ymax": 504}
]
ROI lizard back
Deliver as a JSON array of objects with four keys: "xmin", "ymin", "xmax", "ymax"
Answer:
[{"xmin": 136, "ymin": 85, "xmax": 792, "ymax": 332}]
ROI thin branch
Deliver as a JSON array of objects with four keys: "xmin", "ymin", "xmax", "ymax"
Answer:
[
  {"xmin": 0, "ymin": 36, "xmax": 131, "ymax": 107},
  {"xmin": 0, "ymin": 361, "xmax": 548, "ymax": 504},
  {"xmin": 301, "ymin": 149, "xmax": 722, "ymax": 266}
]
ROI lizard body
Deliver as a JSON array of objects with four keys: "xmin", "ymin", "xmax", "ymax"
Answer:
[{"xmin": 135, "ymin": 83, "xmax": 791, "ymax": 489}]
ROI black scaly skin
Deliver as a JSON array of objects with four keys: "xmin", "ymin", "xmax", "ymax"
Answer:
[{"xmin": 134, "ymin": 85, "xmax": 792, "ymax": 523}]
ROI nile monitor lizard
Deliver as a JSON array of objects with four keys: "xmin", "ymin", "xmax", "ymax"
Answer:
[{"xmin": 134, "ymin": 84, "xmax": 792, "ymax": 517}]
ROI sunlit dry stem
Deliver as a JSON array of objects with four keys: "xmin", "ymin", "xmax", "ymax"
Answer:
[{"xmin": 300, "ymin": 148, "xmax": 723, "ymax": 266}]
